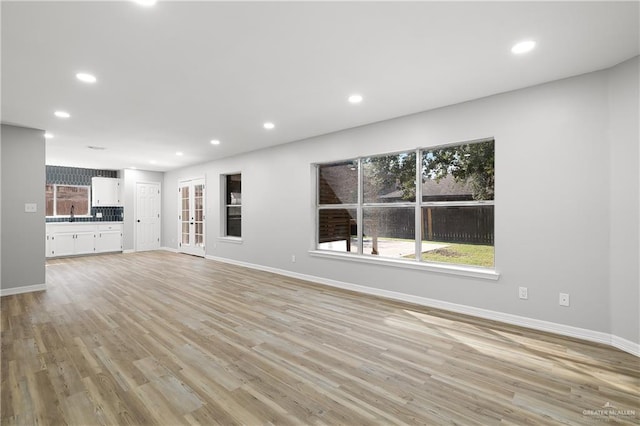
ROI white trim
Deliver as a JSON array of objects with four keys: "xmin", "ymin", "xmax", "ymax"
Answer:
[
  {"xmin": 309, "ymin": 250, "xmax": 500, "ymax": 280},
  {"xmin": 611, "ymin": 335, "xmax": 640, "ymax": 357},
  {"xmin": 218, "ymin": 236, "xmax": 243, "ymax": 244},
  {"xmin": 161, "ymin": 246, "xmax": 178, "ymax": 253},
  {"xmin": 123, "ymin": 249, "xmax": 135, "ymax": 254},
  {"xmin": 0, "ymin": 283, "xmax": 46, "ymax": 297},
  {"xmin": 204, "ymin": 254, "xmax": 637, "ymax": 357}
]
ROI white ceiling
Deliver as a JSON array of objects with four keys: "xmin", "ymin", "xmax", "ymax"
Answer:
[{"xmin": 2, "ymin": 1, "xmax": 638, "ymax": 172}]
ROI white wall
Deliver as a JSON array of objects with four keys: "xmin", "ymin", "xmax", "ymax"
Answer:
[
  {"xmin": 1, "ymin": 124, "xmax": 46, "ymax": 293},
  {"xmin": 123, "ymin": 169, "xmax": 164, "ymax": 251},
  {"xmin": 608, "ymin": 57, "xmax": 640, "ymax": 347},
  {"xmin": 163, "ymin": 59, "xmax": 638, "ymax": 349},
  {"xmin": 0, "ymin": 122, "xmax": 3, "ymax": 287}
]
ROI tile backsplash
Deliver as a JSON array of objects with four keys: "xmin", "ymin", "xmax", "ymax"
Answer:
[
  {"xmin": 46, "ymin": 165, "xmax": 123, "ymax": 222},
  {"xmin": 44, "ymin": 206, "xmax": 124, "ymax": 223},
  {"xmin": 47, "ymin": 165, "xmax": 117, "ymax": 185}
]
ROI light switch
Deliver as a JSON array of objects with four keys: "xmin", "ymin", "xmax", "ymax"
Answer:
[{"xmin": 24, "ymin": 203, "xmax": 37, "ymax": 213}]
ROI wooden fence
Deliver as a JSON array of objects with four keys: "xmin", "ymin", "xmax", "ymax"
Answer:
[
  {"xmin": 319, "ymin": 206, "xmax": 494, "ymax": 246},
  {"xmin": 364, "ymin": 206, "xmax": 494, "ymax": 245}
]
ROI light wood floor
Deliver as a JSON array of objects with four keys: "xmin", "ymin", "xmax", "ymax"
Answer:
[{"xmin": 1, "ymin": 251, "xmax": 638, "ymax": 425}]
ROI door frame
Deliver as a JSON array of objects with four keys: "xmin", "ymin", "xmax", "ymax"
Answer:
[
  {"xmin": 135, "ymin": 181, "xmax": 162, "ymax": 252},
  {"xmin": 177, "ymin": 176, "xmax": 206, "ymax": 257}
]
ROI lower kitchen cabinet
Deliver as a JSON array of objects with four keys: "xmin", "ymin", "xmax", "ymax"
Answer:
[
  {"xmin": 46, "ymin": 223, "xmax": 123, "ymax": 258},
  {"xmin": 96, "ymin": 231, "xmax": 122, "ymax": 253},
  {"xmin": 51, "ymin": 232, "xmax": 81, "ymax": 257}
]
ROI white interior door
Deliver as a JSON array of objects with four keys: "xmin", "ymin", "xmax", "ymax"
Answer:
[
  {"xmin": 178, "ymin": 178, "xmax": 205, "ymax": 257},
  {"xmin": 136, "ymin": 182, "xmax": 161, "ymax": 251}
]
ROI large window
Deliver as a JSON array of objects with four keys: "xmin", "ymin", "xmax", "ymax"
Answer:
[
  {"xmin": 318, "ymin": 161, "xmax": 358, "ymax": 252},
  {"xmin": 316, "ymin": 139, "xmax": 495, "ymax": 268},
  {"xmin": 223, "ymin": 174, "xmax": 242, "ymax": 238},
  {"xmin": 45, "ymin": 184, "xmax": 90, "ymax": 217}
]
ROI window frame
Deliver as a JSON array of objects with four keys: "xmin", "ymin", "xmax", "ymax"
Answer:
[
  {"xmin": 316, "ymin": 159, "xmax": 360, "ymax": 253},
  {"xmin": 312, "ymin": 139, "xmax": 499, "ymax": 280},
  {"xmin": 45, "ymin": 184, "xmax": 92, "ymax": 217},
  {"xmin": 220, "ymin": 173, "xmax": 242, "ymax": 241}
]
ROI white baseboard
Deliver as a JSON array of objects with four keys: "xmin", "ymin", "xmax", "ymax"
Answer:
[
  {"xmin": 611, "ymin": 335, "xmax": 640, "ymax": 357},
  {"xmin": 125, "ymin": 248, "xmax": 174, "ymax": 254},
  {"xmin": 0, "ymin": 283, "xmax": 47, "ymax": 297},
  {"xmin": 205, "ymin": 255, "xmax": 638, "ymax": 357}
]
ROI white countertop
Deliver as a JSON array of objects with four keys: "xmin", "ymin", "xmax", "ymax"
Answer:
[{"xmin": 46, "ymin": 221, "xmax": 123, "ymax": 225}]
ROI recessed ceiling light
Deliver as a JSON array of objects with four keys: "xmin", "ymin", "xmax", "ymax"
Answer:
[
  {"xmin": 54, "ymin": 111, "xmax": 70, "ymax": 118},
  {"xmin": 134, "ymin": 0, "xmax": 157, "ymax": 6},
  {"xmin": 348, "ymin": 94, "xmax": 363, "ymax": 104},
  {"xmin": 511, "ymin": 40, "xmax": 536, "ymax": 55},
  {"xmin": 210, "ymin": 139, "xmax": 221, "ymax": 145},
  {"xmin": 149, "ymin": 160, "xmax": 157, "ymax": 164},
  {"xmin": 176, "ymin": 151, "xmax": 183, "ymax": 156},
  {"xmin": 44, "ymin": 133, "xmax": 54, "ymax": 139},
  {"xmin": 87, "ymin": 145, "xmax": 106, "ymax": 150},
  {"xmin": 76, "ymin": 72, "xmax": 97, "ymax": 83},
  {"xmin": 130, "ymin": 167, "xmax": 137, "ymax": 170},
  {"xmin": 263, "ymin": 122, "xmax": 275, "ymax": 130}
]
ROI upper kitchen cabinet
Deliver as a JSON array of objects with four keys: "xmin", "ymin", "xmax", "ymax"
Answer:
[{"xmin": 92, "ymin": 177, "xmax": 122, "ymax": 207}]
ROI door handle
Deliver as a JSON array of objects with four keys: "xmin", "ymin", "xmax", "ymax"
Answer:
[{"xmin": 137, "ymin": 219, "xmax": 141, "ymax": 222}]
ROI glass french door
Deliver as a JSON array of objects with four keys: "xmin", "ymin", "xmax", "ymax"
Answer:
[{"xmin": 178, "ymin": 178, "xmax": 205, "ymax": 257}]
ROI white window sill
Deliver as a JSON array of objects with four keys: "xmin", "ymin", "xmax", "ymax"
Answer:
[
  {"xmin": 218, "ymin": 236, "xmax": 243, "ymax": 244},
  {"xmin": 308, "ymin": 250, "xmax": 500, "ymax": 281}
]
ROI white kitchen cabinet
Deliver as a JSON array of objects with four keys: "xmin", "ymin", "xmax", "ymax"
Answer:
[
  {"xmin": 75, "ymin": 232, "xmax": 97, "ymax": 254},
  {"xmin": 91, "ymin": 177, "xmax": 122, "ymax": 207},
  {"xmin": 51, "ymin": 232, "xmax": 85, "ymax": 257},
  {"xmin": 46, "ymin": 222, "xmax": 123, "ymax": 257},
  {"xmin": 96, "ymin": 224, "xmax": 123, "ymax": 253}
]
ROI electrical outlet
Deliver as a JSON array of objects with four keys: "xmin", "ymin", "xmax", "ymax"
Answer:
[
  {"xmin": 291, "ymin": 255, "xmax": 296, "ymax": 263},
  {"xmin": 518, "ymin": 287, "xmax": 528, "ymax": 299},
  {"xmin": 559, "ymin": 293, "xmax": 570, "ymax": 307}
]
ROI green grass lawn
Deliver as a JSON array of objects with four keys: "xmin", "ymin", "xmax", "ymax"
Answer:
[{"xmin": 420, "ymin": 242, "xmax": 494, "ymax": 267}]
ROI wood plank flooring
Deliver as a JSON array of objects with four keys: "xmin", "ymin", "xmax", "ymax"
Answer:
[{"xmin": 1, "ymin": 251, "xmax": 639, "ymax": 425}]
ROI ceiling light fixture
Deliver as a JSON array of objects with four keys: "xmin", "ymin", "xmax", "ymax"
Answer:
[
  {"xmin": 511, "ymin": 40, "xmax": 536, "ymax": 55},
  {"xmin": 210, "ymin": 139, "xmax": 221, "ymax": 145},
  {"xmin": 348, "ymin": 94, "xmax": 363, "ymax": 104},
  {"xmin": 76, "ymin": 72, "xmax": 97, "ymax": 83},
  {"xmin": 87, "ymin": 145, "xmax": 106, "ymax": 150},
  {"xmin": 176, "ymin": 151, "xmax": 183, "ymax": 156},
  {"xmin": 54, "ymin": 111, "xmax": 70, "ymax": 118},
  {"xmin": 263, "ymin": 122, "xmax": 275, "ymax": 130},
  {"xmin": 149, "ymin": 160, "xmax": 157, "ymax": 164},
  {"xmin": 134, "ymin": 0, "xmax": 157, "ymax": 6},
  {"xmin": 44, "ymin": 133, "xmax": 54, "ymax": 139}
]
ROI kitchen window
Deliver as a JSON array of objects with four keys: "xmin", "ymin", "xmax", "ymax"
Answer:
[{"xmin": 46, "ymin": 184, "xmax": 91, "ymax": 217}]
